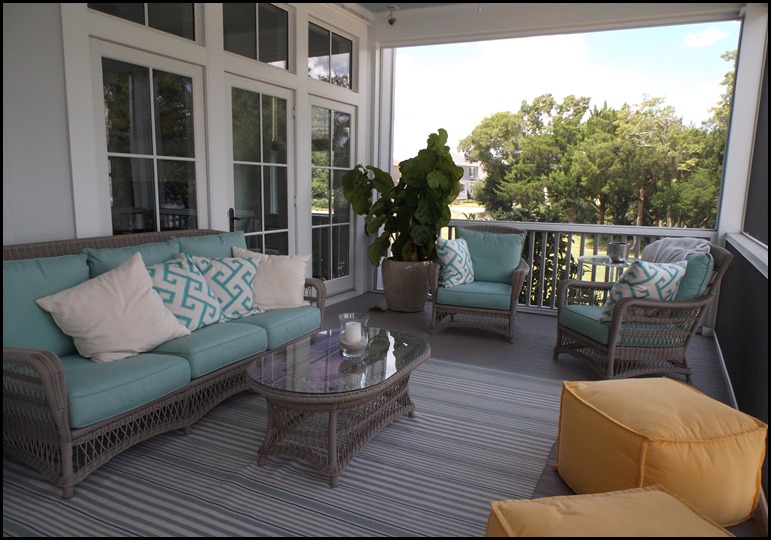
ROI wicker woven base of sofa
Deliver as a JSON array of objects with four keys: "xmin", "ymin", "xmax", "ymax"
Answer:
[{"xmin": 2, "ymin": 348, "xmax": 257, "ymax": 498}]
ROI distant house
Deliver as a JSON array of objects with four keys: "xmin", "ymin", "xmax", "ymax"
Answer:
[
  {"xmin": 391, "ymin": 153, "xmax": 485, "ymax": 200},
  {"xmin": 452, "ymin": 153, "xmax": 485, "ymax": 200}
]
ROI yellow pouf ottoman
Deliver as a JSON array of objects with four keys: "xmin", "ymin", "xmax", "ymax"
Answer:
[
  {"xmin": 485, "ymin": 485, "xmax": 732, "ymax": 537},
  {"xmin": 555, "ymin": 378, "xmax": 767, "ymax": 526}
]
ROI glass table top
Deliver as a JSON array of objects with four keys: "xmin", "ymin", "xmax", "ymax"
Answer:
[
  {"xmin": 247, "ymin": 328, "xmax": 430, "ymax": 395},
  {"xmin": 577, "ymin": 254, "xmax": 637, "ymax": 267}
]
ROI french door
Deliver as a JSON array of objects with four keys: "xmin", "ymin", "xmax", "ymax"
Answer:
[{"xmin": 227, "ymin": 77, "xmax": 293, "ymax": 255}]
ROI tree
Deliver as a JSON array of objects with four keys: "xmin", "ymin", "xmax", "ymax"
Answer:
[{"xmin": 458, "ymin": 50, "xmax": 734, "ymax": 229}]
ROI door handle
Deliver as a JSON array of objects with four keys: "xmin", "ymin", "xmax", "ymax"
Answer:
[{"xmin": 227, "ymin": 208, "xmax": 244, "ymax": 232}]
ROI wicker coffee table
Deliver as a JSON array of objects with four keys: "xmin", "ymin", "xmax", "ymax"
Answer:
[{"xmin": 247, "ymin": 328, "xmax": 431, "ymax": 487}]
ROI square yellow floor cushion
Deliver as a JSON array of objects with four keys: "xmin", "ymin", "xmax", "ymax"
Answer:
[
  {"xmin": 485, "ymin": 485, "xmax": 733, "ymax": 537},
  {"xmin": 555, "ymin": 378, "xmax": 767, "ymax": 527}
]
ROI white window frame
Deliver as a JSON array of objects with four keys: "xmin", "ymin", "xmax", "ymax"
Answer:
[{"xmin": 89, "ymin": 39, "xmax": 209, "ymax": 234}]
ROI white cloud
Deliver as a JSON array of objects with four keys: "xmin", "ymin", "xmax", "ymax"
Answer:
[{"xmin": 683, "ymin": 28, "xmax": 730, "ymax": 47}]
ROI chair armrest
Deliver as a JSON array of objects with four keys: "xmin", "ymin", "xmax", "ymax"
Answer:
[
  {"xmin": 556, "ymin": 279, "xmax": 614, "ymax": 309},
  {"xmin": 606, "ymin": 294, "xmax": 716, "ymax": 347},
  {"xmin": 304, "ymin": 277, "xmax": 327, "ymax": 322},
  {"xmin": 511, "ymin": 257, "xmax": 530, "ymax": 301},
  {"xmin": 3, "ymin": 347, "xmax": 72, "ymax": 438}
]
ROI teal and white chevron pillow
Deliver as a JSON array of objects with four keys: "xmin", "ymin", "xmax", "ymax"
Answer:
[
  {"xmin": 436, "ymin": 237, "xmax": 474, "ymax": 287},
  {"xmin": 600, "ymin": 260, "xmax": 688, "ymax": 322},
  {"xmin": 146, "ymin": 255, "xmax": 222, "ymax": 331},
  {"xmin": 189, "ymin": 254, "xmax": 263, "ymax": 321}
]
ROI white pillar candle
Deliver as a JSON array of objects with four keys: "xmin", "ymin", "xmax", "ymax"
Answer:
[{"xmin": 345, "ymin": 321, "xmax": 362, "ymax": 343}]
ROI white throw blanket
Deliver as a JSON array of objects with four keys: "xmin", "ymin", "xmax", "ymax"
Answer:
[{"xmin": 642, "ymin": 237, "xmax": 710, "ymax": 263}]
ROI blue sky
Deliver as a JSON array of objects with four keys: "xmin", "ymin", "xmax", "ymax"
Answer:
[{"xmin": 393, "ymin": 21, "xmax": 741, "ymax": 162}]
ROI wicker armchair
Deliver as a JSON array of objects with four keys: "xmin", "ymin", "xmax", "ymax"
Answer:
[
  {"xmin": 553, "ymin": 243, "xmax": 733, "ymax": 380},
  {"xmin": 428, "ymin": 225, "xmax": 530, "ymax": 342}
]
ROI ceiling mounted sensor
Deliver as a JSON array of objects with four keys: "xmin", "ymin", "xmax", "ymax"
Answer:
[{"xmin": 387, "ymin": 5, "xmax": 399, "ymax": 26}]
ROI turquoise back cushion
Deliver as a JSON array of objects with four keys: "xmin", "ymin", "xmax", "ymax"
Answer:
[
  {"xmin": 176, "ymin": 231, "xmax": 247, "ymax": 259},
  {"xmin": 3, "ymin": 254, "xmax": 90, "ymax": 356},
  {"xmin": 456, "ymin": 228, "xmax": 524, "ymax": 284},
  {"xmin": 85, "ymin": 239, "xmax": 180, "ymax": 277},
  {"xmin": 675, "ymin": 252, "xmax": 714, "ymax": 300}
]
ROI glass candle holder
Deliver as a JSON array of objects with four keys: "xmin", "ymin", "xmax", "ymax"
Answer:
[
  {"xmin": 338, "ymin": 312, "xmax": 370, "ymax": 358},
  {"xmin": 607, "ymin": 242, "xmax": 629, "ymax": 263}
]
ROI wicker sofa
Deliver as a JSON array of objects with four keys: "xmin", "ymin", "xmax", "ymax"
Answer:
[{"xmin": 3, "ymin": 229, "xmax": 326, "ymax": 498}]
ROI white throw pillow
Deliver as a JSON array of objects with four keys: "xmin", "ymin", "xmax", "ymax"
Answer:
[
  {"xmin": 146, "ymin": 254, "xmax": 222, "ymax": 331},
  {"xmin": 36, "ymin": 252, "xmax": 190, "ymax": 362},
  {"xmin": 436, "ymin": 236, "xmax": 475, "ymax": 287},
  {"xmin": 189, "ymin": 254, "xmax": 263, "ymax": 321},
  {"xmin": 600, "ymin": 260, "xmax": 688, "ymax": 322},
  {"xmin": 232, "ymin": 246, "xmax": 310, "ymax": 310}
]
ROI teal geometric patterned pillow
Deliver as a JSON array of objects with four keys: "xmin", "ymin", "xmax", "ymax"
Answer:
[
  {"xmin": 436, "ymin": 236, "xmax": 474, "ymax": 287},
  {"xmin": 600, "ymin": 260, "xmax": 688, "ymax": 322},
  {"xmin": 146, "ymin": 255, "xmax": 222, "ymax": 331},
  {"xmin": 189, "ymin": 254, "xmax": 263, "ymax": 321}
]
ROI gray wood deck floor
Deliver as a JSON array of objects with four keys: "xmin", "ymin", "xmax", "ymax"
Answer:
[{"xmin": 323, "ymin": 293, "xmax": 767, "ymax": 536}]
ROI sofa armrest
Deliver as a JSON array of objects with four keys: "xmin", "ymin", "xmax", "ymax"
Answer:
[
  {"xmin": 304, "ymin": 277, "xmax": 327, "ymax": 322},
  {"xmin": 3, "ymin": 347, "xmax": 72, "ymax": 441}
]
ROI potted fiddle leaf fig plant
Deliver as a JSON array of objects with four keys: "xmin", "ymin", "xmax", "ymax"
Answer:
[{"xmin": 342, "ymin": 128, "xmax": 463, "ymax": 312}]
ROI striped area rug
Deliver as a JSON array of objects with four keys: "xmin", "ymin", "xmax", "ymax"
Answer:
[{"xmin": 3, "ymin": 359, "xmax": 562, "ymax": 537}]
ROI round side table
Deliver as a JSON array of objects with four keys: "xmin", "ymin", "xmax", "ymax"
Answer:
[{"xmin": 577, "ymin": 255, "xmax": 636, "ymax": 282}]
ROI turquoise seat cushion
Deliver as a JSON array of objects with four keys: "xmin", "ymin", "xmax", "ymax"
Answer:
[
  {"xmin": 231, "ymin": 306, "xmax": 321, "ymax": 349},
  {"xmin": 176, "ymin": 231, "xmax": 247, "ymax": 259},
  {"xmin": 85, "ymin": 240, "xmax": 180, "ymax": 277},
  {"xmin": 456, "ymin": 228, "xmax": 524, "ymax": 284},
  {"xmin": 560, "ymin": 305, "xmax": 611, "ymax": 345},
  {"xmin": 560, "ymin": 304, "xmax": 685, "ymax": 348},
  {"xmin": 435, "ymin": 282, "xmax": 512, "ymax": 311},
  {"xmin": 3, "ymin": 254, "xmax": 90, "ymax": 356},
  {"xmin": 152, "ymin": 322, "xmax": 268, "ymax": 378},
  {"xmin": 60, "ymin": 352, "xmax": 191, "ymax": 429},
  {"xmin": 675, "ymin": 252, "xmax": 714, "ymax": 300}
]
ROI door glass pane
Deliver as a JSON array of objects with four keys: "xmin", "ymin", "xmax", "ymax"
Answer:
[
  {"xmin": 308, "ymin": 23, "xmax": 330, "ymax": 82},
  {"xmin": 259, "ymin": 3, "xmax": 288, "ymax": 70},
  {"xmin": 332, "ymin": 111, "xmax": 351, "ymax": 168},
  {"xmin": 89, "ymin": 3, "xmax": 145, "ymax": 25},
  {"xmin": 331, "ymin": 224, "xmax": 350, "ymax": 278},
  {"xmin": 312, "ymin": 227, "xmax": 330, "ymax": 280},
  {"xmin": 331, "ymin": 33, "xmax": 352, "ymax": 89},
  {"xmin": 232, "ymin": 88, "xmax": 261, "ymax": 163},
  {"xmin": 154, "ymin": 70, "xmax": 195, "ymax": 158},
  {"xmin": 332, "ymin": 169, "xmax": 349, "ymax": 223},
  {"xmin": 262, "ymin": 95, "xmax": 287, "ymax": 164},
  {"xmin": 148, "ymin": 3, "xmax": 195, "ymax": 40},
  {"xmin": 234, "ymin": 164, "xmax": 263, "ymax": 233},
  {"xmin": 264, "ymin": 165, "xmax": 288, "ymax": 230},
  {"xmin": 157, "ymin": 160, "xmax": 196, "ymax": 230},
  {"xmin": 102, "ymin": 59, "xmax": 152, "ymax": 155},
  {"xmin": 311, "ymin": 107, "xmax": 331, "ymax": 166},
  {"xmin": 244, "ymin": 235, "xmax": 263, "ymax": 252},
  {"xmin": 223, "ymin": 3, "xmax": 256, "ymax": 59},
  {"xmin": 265, "ymin": 232, "xmax": 288, "ymax": 256},
  {"xmin": 109, "ymin": 156, "xmax": 155, "ymax": 234},
  {"xmin": 312, "ymin": 168, "xmax": 331, "ymax": 225}
]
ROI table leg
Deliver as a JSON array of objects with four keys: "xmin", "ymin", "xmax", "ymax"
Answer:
[{"xmin": 328, "ymin": 407, "xmax": 338, "ymax": 487}]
